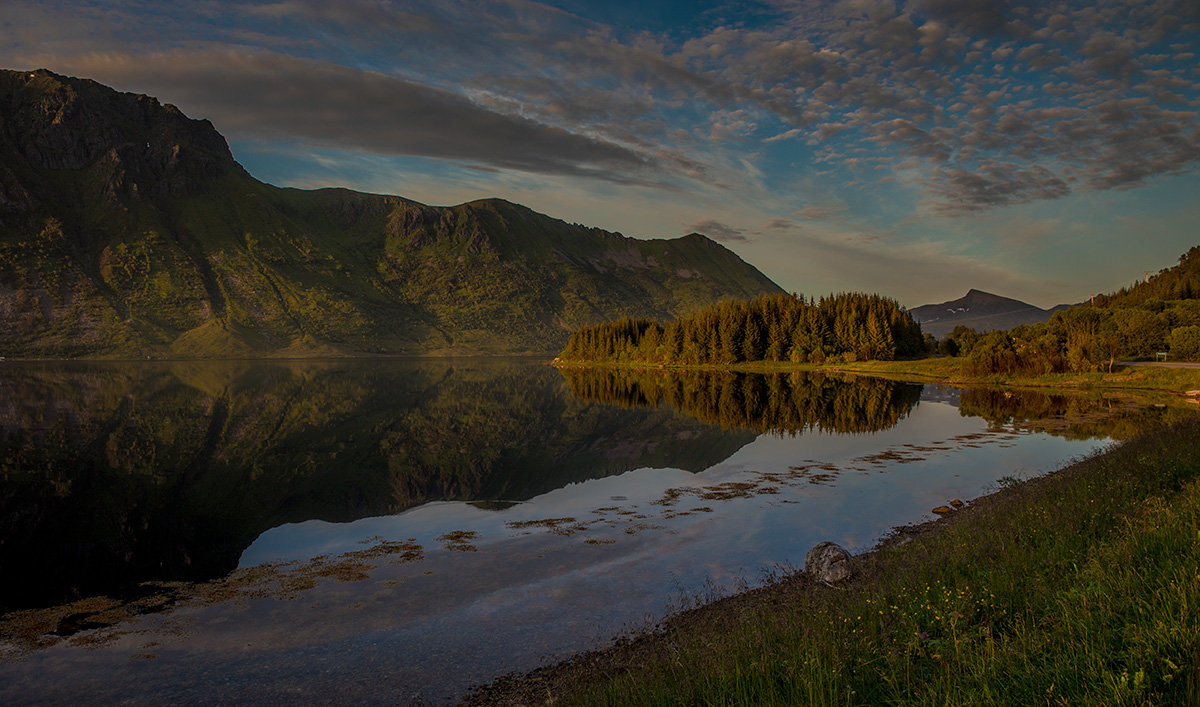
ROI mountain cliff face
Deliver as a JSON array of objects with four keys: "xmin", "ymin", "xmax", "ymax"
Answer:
[
  {"xmin": 0, "ymin": 69, "xmax": 781, "ymax": 357},
  {"xmin": 910, "ymin": 289, "xmax": 1071, "ymax": 338}
]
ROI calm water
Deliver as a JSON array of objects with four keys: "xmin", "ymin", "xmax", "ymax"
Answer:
[{"xmin": 0, "ymin": 359, "xmax": 1185, "ymax": 703}]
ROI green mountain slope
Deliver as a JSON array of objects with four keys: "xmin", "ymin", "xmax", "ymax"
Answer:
[{"xmin": 0, "ymin": 69, "xmax": 781, "ymax": 357}]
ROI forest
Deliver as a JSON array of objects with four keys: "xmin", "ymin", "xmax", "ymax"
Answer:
[
  {"xmin": 559, "ymin": 292, "xmax": 925, "ymax": 365},
  {"xmin": 560, "ymin": 247, "xmax": 1200, "ymax": 376}
]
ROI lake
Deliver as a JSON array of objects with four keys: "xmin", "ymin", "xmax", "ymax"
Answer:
[{"xmin": 0, "ymin": 359, "xmax": 1184, "ymax": 703}]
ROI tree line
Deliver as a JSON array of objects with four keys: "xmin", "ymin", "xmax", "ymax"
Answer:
[{"xmin": 559, "ymin": 292, "xmax": 925, "ymax": 365}]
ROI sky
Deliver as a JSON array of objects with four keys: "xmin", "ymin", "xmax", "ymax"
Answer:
[{"xmin": 1, "ymin": 0, "xmax": 1198, "ymax": 308}]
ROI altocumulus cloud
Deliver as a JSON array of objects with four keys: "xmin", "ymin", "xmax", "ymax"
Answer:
[{"xmin": 673, "ymin": 0, "xmax": 1200, "ymax": 211}]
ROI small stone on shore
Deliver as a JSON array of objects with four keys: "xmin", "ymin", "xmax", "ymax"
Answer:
[{"xmin": 805, "ymin": 541, "xmax": 853, "ymax": 584}]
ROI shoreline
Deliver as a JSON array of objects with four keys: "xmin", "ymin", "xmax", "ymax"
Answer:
[
  {"xmin": 465, "ymin": 415, "xmax": 1200, "ymax": 705},
  {"xmin": 0, "ymin": 351, "xmax": 557, "ymax": 364},
  {"xmin": 554, "ymin": 356, "xmax": 1200, "ymax": 398}
]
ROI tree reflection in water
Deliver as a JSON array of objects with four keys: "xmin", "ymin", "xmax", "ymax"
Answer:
[{"xmin": 560, "ymin": 368, "xmax": 923, "ymax": 435}]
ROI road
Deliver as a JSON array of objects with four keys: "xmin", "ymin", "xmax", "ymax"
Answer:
[{"xmin": 1121, "ymin": 361, "xmax": 1200, "ymax": 369}]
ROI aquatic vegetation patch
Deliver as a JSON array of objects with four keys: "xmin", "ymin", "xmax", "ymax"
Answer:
[
  {"xmin": 436, "ymin": 530, "xmax": 480, "ymax": 552},
  {"xmin": 505, "ymin": 517, "xmax": 578, "ymax": 529},
  {"xmin": 0, "ymin": 538, "xmax": 429, "ymax": 659},
  {"xmin": 504, "ymin": 517, "xmax": 591, "ymax": 536}
]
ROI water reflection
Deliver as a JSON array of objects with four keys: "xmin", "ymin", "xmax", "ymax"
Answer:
[
  {"xmin": 0, "ymin": 359, "xmax": 751, "ymax": 612},
  {"xmin": 956, "ymin": 387, "xmax": 1194, "ymax": 440},
  {"xmin": 0, "ymin": 360, "xmax": 1189, "ymax": 704},
  {"xmin": 560, "ymin": 367, "xmax": 923, "ymax": 434}
]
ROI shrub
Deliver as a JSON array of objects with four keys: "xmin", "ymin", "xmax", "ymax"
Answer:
[
  {"xmin": 1169, "ymin": 326, "xmax": 1200, "ymax": 361},
  {"xmin": 967, "ymin": 331, "xmax": 1020, "ymax": 375}
]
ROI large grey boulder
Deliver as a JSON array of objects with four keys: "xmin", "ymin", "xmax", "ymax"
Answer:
[{"xmin": 805, "ymin": 541, "xmax": 853, "ymax": 584}]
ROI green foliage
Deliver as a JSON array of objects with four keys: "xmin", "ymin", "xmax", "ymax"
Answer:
[
  {"xmin": 560, "ymin": 292, "xmax": 925, "ymax": 365},
  {"xmin": 937, "ymin": 336, "xmax": 960, "ymax": 356},
  {"xmin": 1168, "ymin": 326, "xmax": 1200, "ymax": 361},
  {"xmin": 966, "ymin": 331, "xmax": 1021, "ymax": 376},
  {"xmin": 1095, "ymin": 246, "xmax": 1200, "ymax": 305}
]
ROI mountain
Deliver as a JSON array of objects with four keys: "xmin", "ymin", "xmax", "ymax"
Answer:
[
  {"xmin": 910, "ymin": 289, "xmax": 1072, "ymax": 338},
  {"xmin": 0, "ymin": 69, "xmax": 781, "ymax": 358}
]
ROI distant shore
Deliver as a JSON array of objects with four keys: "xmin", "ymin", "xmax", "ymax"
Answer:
[
  {"xmin": 466, "ymin": 414, "xmax": 1200, "ymax": 705},
  {"xmin": 554, "ymin": 356, "xmax": 1200, "ymax": 398}
]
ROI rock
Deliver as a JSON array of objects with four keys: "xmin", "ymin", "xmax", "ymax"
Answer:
[
  {"xmin": 950, "ymin": 498, "xmax": 964, "ymax": 509},
  {"xmin": 805, "ymin": 541, "xmax": 853, "ymax": 584},
  {"xmin": 931, "ymin": 505, "xmax": 953, "ymax": 515}
]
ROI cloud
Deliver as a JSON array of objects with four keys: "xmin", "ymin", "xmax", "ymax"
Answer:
[
  {"xmin": 928, "ymin": 162, "xmax": 1070, "ymax": 212},
  {"xmin": 793, "ymin": 204, "xmax": 849, "ymax": 220},
  {"xmin": 16, "ymin": 48, "xmax": 680, "ymax": 185},
  {"xmin": 909, "ymin": 0, "xmax": 1015, "ymax": 36},
  {"xmin": 682, "ymin": 0, "xmax": 1200, "ymax": 211},
  {"xmin": 741, "ymin": 220, "xmax": 1052, "ymax": 308},
  {"xmin": 685, "ymin": 218, "xmax": 747, "ymax": 242},
  {"xmin": 3, "ymin": 0, "xmax": 1197, "ymax": 216}
]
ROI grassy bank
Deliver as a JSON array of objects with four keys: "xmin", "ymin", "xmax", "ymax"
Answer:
[
  {"xmin": 556, "ymin": 356, "xmax": 1200, "ymax": 397},
  {"xmin": 470, "ymin": 416, "xmax": 1200, "ymax": 705}
]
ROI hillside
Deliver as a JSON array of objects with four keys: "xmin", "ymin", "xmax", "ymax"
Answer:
[
  {"xmin": 0, "ymin": 69, "xmax": 781, "ymax": 358},
  {"xmin": 1094, "ymin": 246, "xmax": 1200, "ymax": 306},
  {"xmin": 910, "ymin": 289, "xmax": 1071, "ymax": 337}
]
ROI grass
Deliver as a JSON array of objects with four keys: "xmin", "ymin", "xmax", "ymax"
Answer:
[
  {"xmin": 557, "ymin": 356, "xmax": 1200, "ymax": 397},
  {"xmin": 802, "ymin": 356, "xmax": 1200, "ymax": 394},
  {"xmin": 470, "ymin": 415, "xmax": 1200, "ymax": 705}
]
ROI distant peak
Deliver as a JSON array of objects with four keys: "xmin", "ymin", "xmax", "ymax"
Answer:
[{"xmin": 959, "ymin": 289, "xmax": 1023, "ymax": 305}]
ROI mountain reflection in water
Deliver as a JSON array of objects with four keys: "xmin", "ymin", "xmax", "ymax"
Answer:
[{"xmin": 0, "ymin": 359, "xmax": 754, "ymax": 611}]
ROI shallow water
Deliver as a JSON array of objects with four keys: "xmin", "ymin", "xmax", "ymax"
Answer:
[{"xmin": 0, "ymin": 359, "xmax": 1184, "ymax": 703}]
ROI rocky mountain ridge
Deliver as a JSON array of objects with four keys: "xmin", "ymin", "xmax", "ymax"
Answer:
[{"xmin": 0, "ymin": 69, "xmax": 782, "ymax": 357}]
